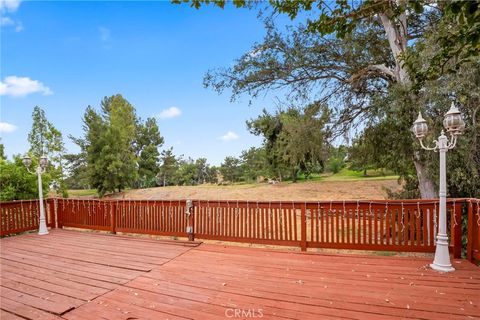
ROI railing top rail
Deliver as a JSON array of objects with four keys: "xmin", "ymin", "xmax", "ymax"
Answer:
[
  {"xmin": 2, "ymin": 197, "xmax": 479, "ymax": 205},
  {"xmin": 0, "ymin": 199, "xmax": 42, "ymax": 205}
]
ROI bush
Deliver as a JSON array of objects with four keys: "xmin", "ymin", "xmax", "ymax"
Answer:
[{"xmin": 0, "ymin": 156, "xmax": 51, "ymax": 201}]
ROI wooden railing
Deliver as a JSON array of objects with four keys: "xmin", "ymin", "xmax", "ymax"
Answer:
[
  {"xmin": 0, "ymin": 199, "xmax": 55, "ymax": 236},
  {"xmin": 1, "ymin": 198, "xmax": 479, "ymax": 262},
  {"xmin": 467, "ymin": 199, "xmax": 480, "ymax": 263},
  {"xmin": 57, "ymin": 199, "xmax": 189, "ymax": 237}
]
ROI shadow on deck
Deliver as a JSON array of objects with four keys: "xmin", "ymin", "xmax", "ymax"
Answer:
[{"xmin": 0, "ymin": 229, "xmax": 479, "ymax": 319}]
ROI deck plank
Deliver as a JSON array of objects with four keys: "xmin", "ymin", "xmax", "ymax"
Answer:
[
  {"xmin": 0, "ymin": 229, "xmax": 195, "ymax": 319},
  {"xmin": 0, "ymin": 297, "xmax": 64, "ymax": 320},
  {"xmin": 1, "ymin": 229, "xmax": 479, "ymax": 320}
]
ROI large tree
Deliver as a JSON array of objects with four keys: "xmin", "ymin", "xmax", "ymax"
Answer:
[
  {"xmin": 157, "ymin": 147, "xmax": 178, "ymax": 187},
  {"xmin": 247, "ymin": 102, "xmax": 329, "ymax": 182},
  {"xmin": 177, "ymin": 0, "xmax": 479, "ymax": 198},
  {"xmin": 135, "ymin": 117, "xmax": 164, "ymax": 188},
  {"xmin": 28, "ymin": 106, "xmax": 66, "ymax": 195},
  {"xmin": 76, "ymin": 95, "xmax": 139, "ymax": 196}
]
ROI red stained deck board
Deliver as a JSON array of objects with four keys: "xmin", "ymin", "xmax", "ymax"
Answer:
[
  {"xmin": 1, "ymin": 229, "xmax": 479, "ymax": 320},
  {"xmin": 0, "ymin": 297, "xmax": 64, "ymax": 320}
]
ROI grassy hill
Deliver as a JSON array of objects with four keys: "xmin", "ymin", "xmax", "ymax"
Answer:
[{"xmin": 68, "ymin": 169, "xmax": 401, "ymax": 201}]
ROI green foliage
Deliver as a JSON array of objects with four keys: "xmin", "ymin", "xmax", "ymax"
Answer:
[
  {"xmin": 247, "ymin": 102, "xmax": 329, "ymax": 182},
  {"xmin": 76, "ymin": 95, "xmax": 139, "ymax": 196},
  {"xmin": 0, "ymin": 142, "xmax": 5, "ymax": 160},
  {"xmin": 63, "ymin": 153, "xmax": 90, "ymax": 190},
  {"xmin": 404, "ymin": 1, "xmax": 480, "ymax": 86},
  {"xmin": 326, "ymin": 146, "xmax": 347, "ymax": 174},
  {"xmin": 219, "ymin": 156, "xmax": 243, "ymax": 183},
  {"xmin": 28, "ymin": 106, "xmax": 67, "ymax": 196},
  {"xmin": 240, "ymin": 147, "xmax": 268, "ymax": 181},
  {"xmin": 0, "ymin": 156, "xmax": 51, "ymax": 201},
  {"xmin": 135, "ymin": 117, "xmax": 164, "ymax": 188},
  {"xmin": 188, "ymin": 0, "xmax": 480, "ymax": 199},
  {"xmin": 157, "ymin": 147, "xmax": 178, "ymax": 186},
  {"xmin": 172, "ymin": 0, "xmax": 249, "ymax": 10},
  {"xmin": 175, "ymin": 157, "xmax": 197, "ymax": 186},
  {"xmin": 28, "ymin": 106, "xmax": 63, "ymax": 158},
  {"xmin": 348, "ymin": 135, "xmax": 378, "ymax": 175}
]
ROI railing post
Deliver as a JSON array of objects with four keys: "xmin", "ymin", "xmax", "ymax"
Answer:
[
  {"xmin": 110, "ymin": 201, "xmax": 117, "ymax": 234},
  {"xmin": 300, "ymin": 203, "xmax": 307, "ymax": 251},
  {"xmin": 57, "ymin": 198, "xmax": 63, "ymax": 228},
  {"xmin": 186, "ymin": 199, "xmax": 194, "ymax": 241},
  {"xmin": 451, "ymin": 201, "xmax": 462, "ymax": 259},
  {"xmin": 53, "ymin": 198, "xmax": 59, "ymax": 229},
  {"xmin": 467, "ymin": 200, "xmax": 474, "ymax": 262}
]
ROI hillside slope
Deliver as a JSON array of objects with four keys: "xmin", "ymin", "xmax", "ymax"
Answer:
[{"xmin": 104, "ymin": 179, "xmax": 402, "ymax": 201}]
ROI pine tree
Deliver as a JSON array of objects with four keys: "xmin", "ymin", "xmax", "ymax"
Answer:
[
  {"xmin": 136, "ymin": 117, "xmax": 164, "ymax": 188},
  {"xmin": 78, "ymin": 95, "xmax": 139, "ymax": 196},
  {"xmin": 157, "ymin": 148, "xmax": 177, "ymax": 187}
]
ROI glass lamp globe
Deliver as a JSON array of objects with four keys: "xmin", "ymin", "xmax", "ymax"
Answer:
[
  {"xmin": 39, "ymin": 155, "xmax": 48, "ymax": 169},
  {"xmin": 412, "ymin": 112, "xmax": 428, "ymax": 139},
  {"xmin": 22, "ymin": 155, "xmax": 32, "ymax": 168},
  {"xmin": 443, "ymin": 102, "xmax": 465, "ymax": 135}
]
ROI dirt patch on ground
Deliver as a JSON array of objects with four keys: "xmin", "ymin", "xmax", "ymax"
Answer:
[{"xmin": 105, "ymin": 179, "xmax": 402, "ymax": 201}]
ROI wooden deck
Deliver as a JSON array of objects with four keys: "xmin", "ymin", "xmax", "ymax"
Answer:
[{"xmin": 0, "ymin": 230, "xmax": 479, "ymax": 319}]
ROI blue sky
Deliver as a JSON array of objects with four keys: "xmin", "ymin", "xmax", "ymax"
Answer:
[{"xmin": 0, "ymin": 0, "xmax": 280, "ymax": 165}]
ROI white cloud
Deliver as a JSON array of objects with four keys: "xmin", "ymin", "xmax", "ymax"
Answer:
[
  {"xmin": 219, "ymin": 131, "xmax": 239, "ymax": 141},
  {"xmin": 0, "ymin": 15, "xmax": 21, "ymax": 31},
  {"xmin": 0, "ymin": 16, "xmax": 13, "ymax": 25},
  {"xmin": 0, "ymin": 122, "xmax": 18, "ymax": 133},
  {"xmin": 98, "ymin": 26, "xmax": 111, "ymax": 42},
  {"xmin": 0, "ymin": 0, "xmax": 22, "ymax": 12},
  {"xmin": 0, "ymin": 76, "xmax": 53, "ymax": 97},
  {"xmin": 0, "ymin": 0, "xmax": 23, "ymax": 32},
  {"xmin": 158, "ymin": 107, "xmax": 182, "ymax": 119}
]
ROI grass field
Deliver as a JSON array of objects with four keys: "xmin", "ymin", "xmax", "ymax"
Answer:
[{"xmin": 69, "ymin": 169, "xmax": 401, "ymax": 201}]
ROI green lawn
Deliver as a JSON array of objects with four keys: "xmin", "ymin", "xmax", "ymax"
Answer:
[
  {"xmin": 298, "ymin": 168, "xmax": 398, "ymax": 182},
  {"xmin": 67, "ymin": 189, "xmax": 98, "ymax": 197}
]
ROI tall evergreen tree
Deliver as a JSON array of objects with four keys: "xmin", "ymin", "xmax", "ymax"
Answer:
[
  {"xmin": 77, "ymin": 95, "xmax": 139, "ymax": 196},
  {"xmin": 157, "ymin": 147, "xmax": 178, "ymax": 187},
  {"xmin": 136, "ymin": 117, "xmax": 164, "ymax": 188},
  {"xmin": 219, "ymin": 156, "xmax": 242, "ymax": 183}
]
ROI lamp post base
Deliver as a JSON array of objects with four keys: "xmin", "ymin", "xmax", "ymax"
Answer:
[
  {"xmin": 430, "ymin": 233, "xmax": 454, "ymax": 272},
  {"xmin": 38, "ymin": 222, "xmax": 49, "ymax": 235},
  {"xmin": 430, "ymin": 262, "xmax": 455, "ymax": 273}
]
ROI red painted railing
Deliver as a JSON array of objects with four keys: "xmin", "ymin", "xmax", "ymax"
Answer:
[
  {"xmin": 193, "ymin": 199, "xmax": 463, "ymax": 255},
  {"xmin": 0, "ymin": 199, "xmax": 55, "ymax": 236},
  {"xmin": 57, "ymin": 199, "xmax": 190, "ymax": 237},
  {"xmin": 1, "ymin": 197, "xmax": 479, "ymax": 262},
  {"xmin": 467, "ymin": 199, "xmax": 480, "ymax": 264}
]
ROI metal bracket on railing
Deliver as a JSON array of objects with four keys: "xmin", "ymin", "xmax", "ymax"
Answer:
[
  {"xmin": 185, "ymin": 199, "xmax": 194, "ymax": 241},
  {"xmin": 185, "ymin": 199, "xmax": 193, "ymax": 217}
]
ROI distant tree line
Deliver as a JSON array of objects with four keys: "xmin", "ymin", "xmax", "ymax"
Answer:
[{"xmin": 0, "ymin": 95, "xmax": 351, "ymax": 200}]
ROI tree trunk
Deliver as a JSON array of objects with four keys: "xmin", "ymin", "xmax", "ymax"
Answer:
[
  {"xmin": 380, "ymin": 5, "xmax": 438, "ymax": 199},
  {"xmin": 413, "ymin": 155, "xmax": 437, "ymax": 199}
]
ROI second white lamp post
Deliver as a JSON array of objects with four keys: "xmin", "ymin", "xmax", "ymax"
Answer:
[
  {"xmin": 412, "ymin": 102, "xmax": 465, "ymax": 272},
  {"xmin": 22, "ymin": 155, "xmax": 50, "ymax": 235}
]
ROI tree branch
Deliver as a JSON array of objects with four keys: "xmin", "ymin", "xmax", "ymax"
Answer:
[{"xmin": 348, "ymin": 64, "xmax": 396, "ymax": 84}]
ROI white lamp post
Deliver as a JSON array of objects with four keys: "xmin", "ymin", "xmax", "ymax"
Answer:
[
  {"xmin": 412, "ymin": 102, "xmax": 465, "ymax": 272},
  {"xmin": 22, "ymin": 154, "xmax": 49, "ymax": 235}
]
